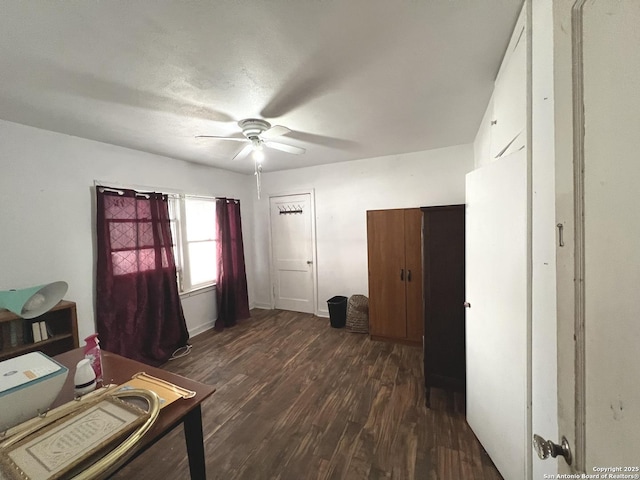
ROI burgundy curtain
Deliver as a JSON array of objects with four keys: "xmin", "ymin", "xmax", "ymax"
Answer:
[
  {"xmin": 215, "ymin": 197, "xmax": 250, "ymax": 330},
  {"xmin": 96, "ymin": 187, "xmax": 188, "ymax": 366}
]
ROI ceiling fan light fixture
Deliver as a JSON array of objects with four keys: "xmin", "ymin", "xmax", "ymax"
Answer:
[
  {"xmin": 199, "ymin": 117, "xmax": 303, "ymax": 166},
  {"xmin": 252, "ymin": 148, "xmax": 265, "ymax": 162},
  {"xmin": 251, "ymin": 138, "xmax": 263, "ymax": 151}
]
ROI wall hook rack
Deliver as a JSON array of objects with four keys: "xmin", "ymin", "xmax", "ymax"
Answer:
[{"xmin": 278, "ymin": 204, "xmax": 303, "ymax": 215}]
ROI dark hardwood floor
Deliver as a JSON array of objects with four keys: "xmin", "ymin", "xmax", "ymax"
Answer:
[{"xmin": 114, "ymin": 309, "xmax": 502, "ymax": 480}]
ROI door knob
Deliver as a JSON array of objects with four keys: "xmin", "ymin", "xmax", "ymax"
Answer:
[
  {"xmin": 463, "ymin": 302, "xmax": 471, "ymax": 308},
  {"xmin": 306, "ymin": 260, "xmax": 313, "ymax": 265},
  {"xmin": 532, "ymin": 434, "xmax": 572, "ymax": 465}
]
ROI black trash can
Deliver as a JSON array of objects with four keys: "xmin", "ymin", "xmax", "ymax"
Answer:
[{"xmin": 327, "ymin": 296, "xmax": 348, "ymax": 328}]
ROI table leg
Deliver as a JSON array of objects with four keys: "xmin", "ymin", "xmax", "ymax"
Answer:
[{"xmin": 183, "ymin": 405, "xmax": 206, "ymax": 480}]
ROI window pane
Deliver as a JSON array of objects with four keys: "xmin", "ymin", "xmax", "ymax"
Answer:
[
  {"xmin": 168, "ymin": 199, "xmax": 179, "ymax": 246},
  {"xmin": 112, "ymin": 248, "xmax": 157, "ymax": 276},
  {"xmin": 188, "ymin": 241, "xmax": 217, "ymax": 285},
  {"xmin": 167, "ymin": 198, "xmax": 182, "ymax": 289},
  {"xmin": 109, "ymin": 221, "xmax": 137, "ymax": 250},
  {"xmin": 185, "ymin": 199, "xmax": 216, "ymax": 241}
]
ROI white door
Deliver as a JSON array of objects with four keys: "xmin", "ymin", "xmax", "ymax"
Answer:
[
  {"xmin": 269, "ymin": 193, "xmax": 315, "ymax": 313},
  {"xmin": 466, "ymin": 150, "xmax": 529, "ymax": 480}
]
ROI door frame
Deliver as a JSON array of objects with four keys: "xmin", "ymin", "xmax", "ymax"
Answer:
[
  {"xmin": 558, "ymin": 0, "xmax": 587, "ymax": 471},
  {"xmin": 549, "ymin": 0, "xmax": 587, "ymax": 473},
  {"xmin": 267, "ymin": 188, "xmax": 318, "ymax": 315}
]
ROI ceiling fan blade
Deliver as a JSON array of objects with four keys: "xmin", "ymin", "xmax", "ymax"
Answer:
[
  {"xmin": 285, "ymin": 130, "xmax": 358, "ymax": 150},
  {"xmin": 261, "ymin": 125, "xmax": 291, "ymax": 139},
  {"xmin": 265, "ymin": 141, "xmax": 306, "ymax": 155},
  {"xmin": 195, "ymin": 135, "xmax": 247, "ymax": 142},
  {"xmin": 260, "ymin": 7, "xmax": 396, "ymax": 119},
  {"xmin": 233, "ymin": 143, "xmax": 254, "ymax": 161}
]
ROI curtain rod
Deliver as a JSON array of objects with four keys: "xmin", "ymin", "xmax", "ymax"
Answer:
[
  {"xmin": 94, "ymin": 180, "xmax": 181, "ymax": 197},
  {"xmin": 97, "ymin": 186, "xmax": 153, "ymax": 199},
  {"xmin": 184, "ymin": 194, "xmax": 217, "ymax": 200},
  {"xmin": 94, "ymin": 180, "xmax": 216, "ymax": 200}
]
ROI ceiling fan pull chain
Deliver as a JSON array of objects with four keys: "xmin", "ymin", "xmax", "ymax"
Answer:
[{"xmin": 254, "ymin": 160, "xmax": 262, "ymax": 199}]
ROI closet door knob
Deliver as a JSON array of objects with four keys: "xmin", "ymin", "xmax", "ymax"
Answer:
[
  {"xmin": 400, "ymin": 269, "xmax": 404, "ymax": 281},
  {"xmin": 407, "ymin": 270, "xmax": 412, "ymax": 282},
  {"xmin": 532, "ymin": 434, "xmax": 572, "ymax": 465},
  {"xmin": 463, "ymin": 302, "xmax": 471, "ymax": 308}
]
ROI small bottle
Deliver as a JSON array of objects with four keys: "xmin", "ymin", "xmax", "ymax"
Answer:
[
  {"xmin": 74, "ymin": 359, "xmax": 97, "ymax": 396},
  {"xmin": 84, "ymin": 333, "xmax": 103, "ymax": 384}
]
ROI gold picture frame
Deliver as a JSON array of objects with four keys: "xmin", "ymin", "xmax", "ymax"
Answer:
[{"xmin": 0, "ymin": 392, "xmax": 154, "ymax": 480}]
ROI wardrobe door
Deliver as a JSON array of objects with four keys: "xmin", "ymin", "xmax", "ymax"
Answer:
[
  {"xmin": 367, "ymin": 209, "xmax": 407, "ymax": 339},
  {"xmin": 404, "ymin": 208, "xmax": 424, "ymax": 342},
  {"xmin": 423, "ymin": 205, "xmax": 466, "ymax": 392}
]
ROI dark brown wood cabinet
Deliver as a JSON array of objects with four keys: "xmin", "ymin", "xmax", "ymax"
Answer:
[
  {"xmin": 0, "ymin": 300, "xmax": 79, "ymax": 362},
  {"xmin": 422, "ymin": 205, "xmax": 466, "ymax": 406},
  {"xmin": 367, "ymin": 208, "xmax": 423, "ymax": 344}
]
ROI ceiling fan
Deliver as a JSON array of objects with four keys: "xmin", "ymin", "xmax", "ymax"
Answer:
[{"xmin": 196, "ymin": 118, "xmax": 306, "ymax": 162}]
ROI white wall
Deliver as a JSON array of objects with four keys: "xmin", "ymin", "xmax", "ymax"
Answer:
[
  {"xmin": 251, "ymin": 144, "xmax": 473, "ymax": 315},
  {"xmin": 0, "ymin": 117, "xmax": 472, "ymax": 344},
  {"xmin": 582, "ymin": 0, "xmax": 640, "ymax": 467},
  {"xmin": 180, "ymin": 286, "xmax": 217, "ymax": 337},
  {"xmin": 0, "ymin": 119, "xmax": 254, "ymax": 342}
]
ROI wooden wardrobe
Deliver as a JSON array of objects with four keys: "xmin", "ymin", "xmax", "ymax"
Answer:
[
  {"xmin": 422, "ymin": 205, "xmax": 465, "ymax": 406},
  {"xmin": 367, "ymin": 205, "xmax": 466, "ymax": 406},
  {"xmin": 367, "ymin": 208, "xmax": 423, "ymax": 345}
]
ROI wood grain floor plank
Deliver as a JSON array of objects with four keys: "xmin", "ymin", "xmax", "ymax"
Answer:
[
  {"xmin": 113, "ymin": 309, "xmax": 502, "ymax": 479},
  {"xmin": 437, "ymin": 446, "xmax": 462, "ymax": 480},
  {"xmin": 345, "ymin": 435, "xmax": 374, "ymax": 480},
  {"xmin": 323, "ymin": 420, "xmax": 361, "ymax": 480}
]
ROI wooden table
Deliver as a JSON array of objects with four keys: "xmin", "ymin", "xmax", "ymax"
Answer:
[{"xmin": 53, "ymin": 349, "xmax": 215, "ymax": 479}]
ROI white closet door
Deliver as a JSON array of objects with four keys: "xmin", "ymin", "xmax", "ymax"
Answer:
[
  {"xmin": 269, "ymin": 194, "xmax": 315, "ymax": 313},
  {"xmin": 466, "ymin": 150, "xmax": 528, "ymax": 480}
]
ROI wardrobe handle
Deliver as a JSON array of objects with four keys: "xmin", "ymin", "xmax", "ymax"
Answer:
[
  {"xmin": 407, "ymin": 270, "xmax": 412, "ymax": 282},
  {"xmin": 400, "ymin": 269, "xmax": 404, "ymax": 281}
]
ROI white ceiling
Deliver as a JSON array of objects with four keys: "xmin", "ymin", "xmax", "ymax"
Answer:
[{"xmin": 0, "ymin": 1, "xmax": 522, "ymax": 174}]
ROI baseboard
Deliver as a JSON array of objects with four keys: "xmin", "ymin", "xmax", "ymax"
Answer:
[
  {"xmin": 251, "ymin": 302, "xmax": 272, "ymax": 310},
  {"xmin": 188, "ymin": 320, "xmax": 215, "ymax": 338},
  {"xmin": 317, "ymin": 309, "xmax": 329, "ymax": 318}
]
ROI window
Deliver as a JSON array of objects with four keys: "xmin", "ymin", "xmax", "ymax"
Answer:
[
  {"xmin": 169, "ymin": 195, "xmax": 217, "ymax": 293},
  {"xmin": 102, "ymin": 192, "xmax": 172, "ymax": 277}
]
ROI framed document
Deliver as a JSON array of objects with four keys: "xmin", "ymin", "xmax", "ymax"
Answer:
[{"xmin": 0, "ymin": 396, "xmax": 147, "ymax": 480}]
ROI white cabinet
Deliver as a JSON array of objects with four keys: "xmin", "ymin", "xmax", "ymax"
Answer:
[
  {"xmin": 474, "ymin": 7, "xmax": 527, "ymax": 167},
  {"xmin": 491, "ymin": 16, "xmax": 527, "ymax": 159}
]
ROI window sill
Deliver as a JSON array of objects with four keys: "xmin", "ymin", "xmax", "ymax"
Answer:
[{"xmin": 179, "ymin": 284, "xmax": 216, "ymax": 298}]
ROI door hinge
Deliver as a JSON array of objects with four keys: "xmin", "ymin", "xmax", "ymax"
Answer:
[{"xmin": 557, "ymin": 223, "xmax": 565, "ymax": 247}]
